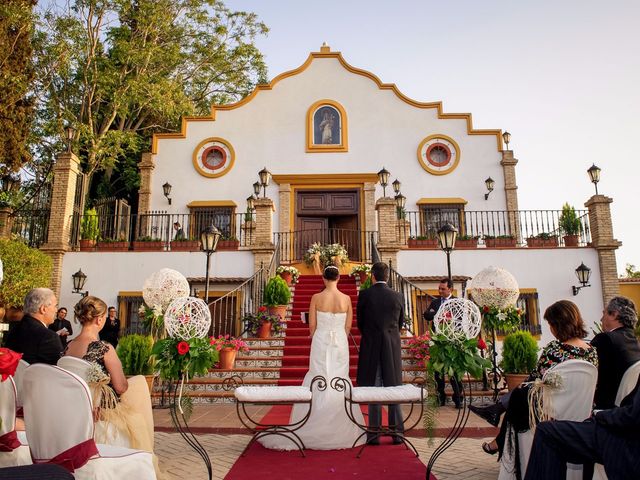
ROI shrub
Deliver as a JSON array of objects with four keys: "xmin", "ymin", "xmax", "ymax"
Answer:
[
  {"xmin": 559, "ymin": 203, "xmax": 582, "ymax": 236},
  {"xmin": 81, "ymin": 208, "xmax": 99, "ymax": 241},
  {"xmin": 117, "ymin": 334, "xmax": 154, "ymax": 375},
  {"xmin": 500, "ymin": 331, "xmax": 539, "ymax": 374},
  {"xmin": 0, "ymin": 239, "xmax": 53, "ymax": 308},
  {"xmin": 263, "ymin": 276, "xmax": 291, "ymax": 306}
]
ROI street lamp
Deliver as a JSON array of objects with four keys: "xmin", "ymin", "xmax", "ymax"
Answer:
[
  {"xmin": 246, "ymin": 195, "xmax": 255, "ymax": 212},
  {"xmin": 200, "ymin": 225, "xmax": 221, "ymax": 304},
  {"xmin": 253, "ymin": 181, "xmax": 261, "ymax": 198},
  {"xmin": 71, "ymin": 269, "xmax": 88, "ymax": 297},
  {"xmin": 163, "ymin": 182, "xmax": 172, "ymax": 205},
  {"xmin": 437, "ymin": 222, "xmax": 458, "ymax": 282},
  {"xmin": 392, "ymin": 178, "xmax": 401, "ymax": 195},
  {"xmin": 587, "ymin": 164, "xmax": 601, "ymax": 195},
  {"xmin": 484, "ymin": 177, "xmax": 495, "ymax": 200},
  {"xmin": 65, "ymin": 125, "xmax": 76, "ymax": 153},
  {"xmin": 258, "ymin": 167, "xmax": 271, "ymax": 198},
  {"xmin": 572, "ymin": 262, "xmax": 592, "ymax": 296},
  {"xmin": 394, "ymin": 193, "xmax": 406, "ymax": 219},
  {"xmin": 377, "ymin": 167, "xmax": 390, "ymax": 197},
  {"xmin": 502, "ymin": 131, "xmax": 511, "ymax": 150}
]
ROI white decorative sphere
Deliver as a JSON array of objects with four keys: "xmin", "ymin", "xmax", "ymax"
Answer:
[
  {"xmin": 164, "ymin": 296, "xmax": 211, "ymax": 339},
  {"xmin": 434, "ymin": 298, "xmax": 482, "ymax": 340},
  {"xmin": 142, "ymin": 268, "xmax": 190, "ymax": 310},
  {"xmin": 467, "ymin": 266, "xmax": 520, "ymax": 309}
]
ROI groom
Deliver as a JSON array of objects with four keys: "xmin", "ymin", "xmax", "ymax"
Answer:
[{"xmin": 356, "ymin": 262, "xmax": 405, "ymax": 444}]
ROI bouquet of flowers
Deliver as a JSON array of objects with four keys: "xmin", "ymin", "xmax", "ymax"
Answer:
[
  {"xmin": 276, "ymin": 265, "xmax": 300, "ymax": 284},
  {"xmin": 303, "ymin": 243, "xmax": 324, "ymax": 271},
  {"xmin": 406, "ymin": 333, "xmax": 431, "ymax": 363},
  {"xmin": 349, "ymin": 264, "xmax": 371, "ymax": 276},
  {"xmin": 151, "ymin": 337, "xmax": 219, "ymax": 381},
  {"xmin": 211, "ymin": 335, "xmax": 249, "ymax": 353},
  {"xmin": 480, "ymin": 304, "xmax": 523, "ymax": 333},
  {"xmin": 243, "ymin": 306, "xmax": 285, "ymax": 336},
  {"xmin": 138, "ymin": 304, "xmax": 165, "ymax": 339},
  {"xmin": 324, "ymin": 243, "xmax": 348, "ymax": 267}
]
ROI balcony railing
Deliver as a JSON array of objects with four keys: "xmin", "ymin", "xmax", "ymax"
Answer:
[
  {"xmin": 399, "ymin": 209, "xmax": 591, "ymax": 247},
  {"xmin": 10, "ymin": 209, "xmax": 50, "ymax": 248},
  {"xmin": 274, "ymin": 229, "xmax": 379, "ymax": 264}
]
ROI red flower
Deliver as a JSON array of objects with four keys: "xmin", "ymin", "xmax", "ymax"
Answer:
[
  {"xmin": 477, "ymin": 337, "xmax": 487, "ymax": 350},
  {"xmin": 0, "ymin": 348, "xmax": 23, "ymax": 381},
  {"xmin": 482, "ymin": 306, "xmax": 490, "ymax": 313},
  {"xmin": 177, "ymin": 341, "xmax": 190, "ymax": 355},
  {"xmin": 258, "ymin": 306, "xmax": 267, "ymax": 312}
]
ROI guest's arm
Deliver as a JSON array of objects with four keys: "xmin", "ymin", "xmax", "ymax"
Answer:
[
  {"xmin": 103, "ymin": 344, "xmax": 129, "ymax": 395},
  {"xmin": 356, "ymin": 289, "xmax": 367, "ymax": 333},
  {"xmin": 591, "ymin": 333, "xmax": 616, "ymax": 409},
  {"xmin": 65, "ymin": 320, "xmax": 73, "ymax": 337}
]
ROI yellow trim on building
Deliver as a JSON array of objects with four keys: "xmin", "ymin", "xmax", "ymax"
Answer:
[
  {"xmin": 305, "ymin": 99, "xmax": 349, "ymax": 152},
  {"xmin": 192, "ymin": 137, "xmax": 235, "ymax": 178},
  {"xmin": 416, "ymin": 198, "xmax": 468, "ymax": 205},
  {"xmin": 186, "ymin": 200, "xmax": 237, "ymax": 208},
  {"xmin": 118, "ymin": 291, "xmax": 142, "ymax": 297},
  {"xmin": 272, "ymin": 173, "xmax": 379, "ymax": 185}
]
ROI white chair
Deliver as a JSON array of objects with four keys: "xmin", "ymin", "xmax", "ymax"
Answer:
[
  {"xmin": 23, "ymin": 364, "xmax": 156, "ymax": 479},
  {"xmin": 498, "ymin": 359, "xmax": 598, "ymax": 480},
  {"xmin": 0, "ymin": 376, "xmax": 31, "ymax": 467},
  {"xmin": 13, "ymin": 359, "xmax": 29, "ymax": 413},
  {"xmin": 592, "ymin": 360, "xmax": 640, "ymax": 480},
  {"xmin": 57, "ymin": 356, "xmax": 92, "ymax": 381}
]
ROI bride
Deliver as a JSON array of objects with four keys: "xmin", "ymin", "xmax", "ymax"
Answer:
[{"xmin": 259, "ymin": 265, "xmax": 365, "ymax": 450}]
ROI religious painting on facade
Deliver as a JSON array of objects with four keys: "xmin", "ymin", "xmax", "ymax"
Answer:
[{"xmin": 313, "ymin": 105, "xmax": 341, "ymax": 145}]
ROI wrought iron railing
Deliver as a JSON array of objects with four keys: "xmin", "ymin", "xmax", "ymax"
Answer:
[
  {"xmin": 10, "ymin": 209, "xmax": 50, "ymax": 247},
  {"xmin": 274, "ymin": 229, "xmax": 379, "ymax": 263},
  {"xmin": 399, "ymin": 209, "xmax": 591, "ymax": 247}
]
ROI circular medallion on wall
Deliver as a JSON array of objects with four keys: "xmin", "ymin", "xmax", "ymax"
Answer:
[
  {"xmin": 417, "ymin": 134, "xmax": 461, "ymax": 175},
  {"xmin": 192, "ymin": 137, "xmax": 235, "ymax": 178}
]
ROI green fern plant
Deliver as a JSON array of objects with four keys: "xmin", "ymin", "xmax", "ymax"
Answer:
[
  {"xmin": 500, "ymin": 331, "xmax": 539, "ymax": 374},
  {"xmin": 81, "ymin": 208, "xmax": 99, "ymax": 241},
  {"xmin": 263, "ymin": 276, "xmax": 291, "ymax": 306},
  {"xmin": 117, "ymin": 334, "xmax": 154, "ymax": 375}
]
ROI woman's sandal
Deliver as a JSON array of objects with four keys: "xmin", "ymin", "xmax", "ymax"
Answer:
[{"xmin": 482, "ymin": 441, "xmax": 499, "ymax": 455}]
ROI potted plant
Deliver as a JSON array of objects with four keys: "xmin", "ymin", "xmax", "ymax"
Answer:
[
  {"xmin": 406, "ymin": 332, "xmax": 431, "ymax": 366},
  {"xmin": 96, "ymin": 235, "xmax": 130, "ymax": 252},
  {"xmin": 484, "ymin": 234, "xmax": 516, "ymax": 248},
  {"xmin": 170, "ymin": 237, "xmax": 201, "ymax": 252},
  {"xmin": 455, "ymin": 234, "xmax": 479, "ymax": 249},
  {"xmin": 217, "ymin": 235, "xmax": 240, "ymax": 250},
  {"xmin": 350, "ymin": 264, "xmax": 371, "ymax": 284},
  {"xmin": 559, "ymin": 203, "xmax": 582, "ymax": 247},
  {"xmin": 211, "ymin": 335, "xmax": 249, "ymax": 369},
  {"xmin": 263, "ymin": 275, "xmax": 291, "ymax": 320},
  {"xmin": 132, "ymin": 235, "xmax": 164, "ymax": 251},
  {"xmin": 117, "ymin": 334, "xmax": 155, "ymax": 392},
  {"xmin": 500, "ymin": 331, "xmax": 539, "ymax": 391},
  {"xmin": 407, "ymin": 235, "xmax": 438, "ymax": 249},
  {"xmin": 526, "ymin": 232, "xmax": 559, "ymax": 248},
  {"xmin": 79, "ymin": 208, "xmax": 99, "ymax": 251},
  {"xmin": 244, "ymin": 306, "xmax": 285, "ymax": 339},
  {"xmin": 276, "ymin": 265, "xmax": 300, "ymax": 286}
]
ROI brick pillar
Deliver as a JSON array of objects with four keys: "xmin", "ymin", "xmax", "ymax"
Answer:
[
  {"xmin": 375, "ymin": 197, "xmax": 401, "ymax": 266},
  {"xmin": 363, "ymin": 182, "xmax": 377, "ymax": 233},
  {"xmin": 40, "ymin": 152, "xmax": 81, "ymax": 297},
  {"xmin": 138, "ymin": 152, "xmax": 155, "ymax": 213},
  {"xmin": 278, "ymin": 183, "xmax": 291, "ymax": 233},
  {"xmin": 585, "ymin": 195, "xmax": 621, "ymax": 304},
  {"xmin": 0, "ymin": 207, "xmax": 13, "ymax": 239},
  {"xmin": 501, "ymin": 150, "xmax": 521, "ymax": 242},
  {"xmin": 250, "ymin": 198, "xmax": 275, "ymax": 272}
]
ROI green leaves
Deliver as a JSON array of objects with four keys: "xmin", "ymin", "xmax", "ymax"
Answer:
[
  {"xmin": 117, "ymin": 334, "xmax": 154, "ymax": 375},
  {"xmin": 151, "ymin": 336, "xmax": 219, "ymax": 381},
  {"xmin": 428, "ymin": 334, "xmax": 491, "ymax": 381},
  {"xmin": 500, "ymin": 331, "xmax": 538, "ymax": 374},
  {"xmin": 0, "ymin": 239, "xmax": 53, "ymax": 308}
]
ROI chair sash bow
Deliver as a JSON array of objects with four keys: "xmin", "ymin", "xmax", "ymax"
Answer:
[
  {"xmin": 33, "ymin": 438, "xmax": 99, "ymax": 472},
  {"xmin": 0, "ymin": 430, "xmax": 21, "ymax": 452}
]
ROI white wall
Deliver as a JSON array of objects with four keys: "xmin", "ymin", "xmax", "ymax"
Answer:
[{"xmin": 397, "ymin": 247, "xmax": 603, "ymax": 345}]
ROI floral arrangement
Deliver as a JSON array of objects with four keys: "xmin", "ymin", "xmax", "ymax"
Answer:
[
  {"xmin": 138, "ymin": 304, "xmax": 165, "ymax": 338},
  {"xmin": 151, "ymin": 337, "xmax": 219, "ymax": 381},
  {"xmin": 406, "ymin": 333, "xmax": 431, "ymax": 362},
  {"xmin": 349, "ymin": 264, "xmax": 371, "ymax": 275},
  {"xmin": 243, "ymin": 306, "xmax": 285, "ymax": 336},
  {"xmin": 276, "ymin": 265, "xmax": 300, "ymax": 284},
  {"xmin": 211, "ymin": 335, "xmax": 249, "ymax": 352},
  {"xmin": 480, "ymin": 304, "xmax": 523, "ymax": 333},
  {"xmin": 303, "ymin": 242, "xmax": 349, "ymax": 268},
  {"xmin": 427, "ymin": 333, "xmax": 491, "ymax": 381}
]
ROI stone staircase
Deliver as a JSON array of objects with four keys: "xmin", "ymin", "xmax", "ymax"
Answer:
[{"xmin": 152, "ymin": 274, "xmax": 492, "ymax": 405}]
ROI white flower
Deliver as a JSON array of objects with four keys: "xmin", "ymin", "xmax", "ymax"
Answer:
[
  {"xmin": 497, "ymin": 312, "xmax": 507, "ymax": 321},
  {"xmin": 153, "ymin": 305, "xmax": 163, "ymax": 317}
]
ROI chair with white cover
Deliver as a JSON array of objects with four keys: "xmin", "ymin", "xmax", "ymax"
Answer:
[
  {"xmin": 13, "ymin": 359, "xmax": 29, "ymax": 414},
  {"xmin": 592, "ymin": 360, "xmax": 640, "ymax": 480},
  {"xmin": 0, "ymin": 376, "xmax": 31, "ymax": 467},
  {"xmin": 498, "ymin": 359, "xmax": 598, "ymax": 480},
  {"xmin": 57, "ymin": 356, "xmax": 92, "ymax": 381},
  {"xmin": 22, "ymin": 364, "xmax": 155, "ymax": 479}
]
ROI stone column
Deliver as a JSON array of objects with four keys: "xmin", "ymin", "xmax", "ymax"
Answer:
[
  {"xmin": 375, "ymin": 197, "xmax": 401, "ymax": 266},
  {"xmin": 138, "ymin": 152, "xmax": 155, "ymax": 214},
  {"xmin": 501, "ymin": 150, "xmax": 521, "ymax": 242},
  {"xmin": 0, "ymin": 207, "xmax": 13, "ymax": 239},
  {"xmin": 278, "ymin": 183, "xmax": 291, "ymax": 234},
  {"xmin": 250, "ymin": 197, "xmax": 275, "ymax": 272},
  {"xmin": 363, "ymin": 182, "xmax": 377, "ymax": 233},
  {"xmin": 40, "ymin": 152, "xmax": 82, "ymax": 297},
  {"xmin": 585, "ymin": 195, "xmax": 621, "ymax": 304}
]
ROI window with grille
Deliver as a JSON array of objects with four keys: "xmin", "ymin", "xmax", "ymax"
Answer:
[
  {"xmin": 419, "ymin": 204, "xmax": 464, "ymax": 238},
  {"xmin": 188, "ymin": 207, "xmax": 235, "ymax": 239},
  {"xmin": 495, "ymin": 291, "xmax": 541, "ymax": 336}
]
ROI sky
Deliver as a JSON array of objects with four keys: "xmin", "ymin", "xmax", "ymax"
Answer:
[{"xmin": 226, "ymin": 0, "xmax": 640, "ymax": 274}]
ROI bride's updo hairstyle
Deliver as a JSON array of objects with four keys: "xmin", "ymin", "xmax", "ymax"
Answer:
[
  {"xmin": 74, "ymin": 295, "xmax": 108, "ymax": 325},
  {"xmin": 323, "ymin": 265, "xmax": 340, "ymax": 281}
]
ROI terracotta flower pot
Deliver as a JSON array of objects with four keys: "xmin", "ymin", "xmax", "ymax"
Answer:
[
  {"xmin": 505, "ymin": 373, "xmax": 529, "ymax": 391},
  {"xmin": 257, "ymin": 321, "xmax": 272, "ymax": 339},
  {"xmin": 279, "ymin": 271, "xmax": 292, "ymax": 286},
  {"xmin": 79, "ymin": 239, "xmax": 96, "ymax": 251},
  {"xmin": 219, "ymin": 347, "xmax": 237, "ymax": 370},
  {"xmin": 563, "ymin": 235, "xmax": 579, "ymax": 247},
  {"xmin": 268, "ymin": 305, "xmax": 288, "ymax": 321}
]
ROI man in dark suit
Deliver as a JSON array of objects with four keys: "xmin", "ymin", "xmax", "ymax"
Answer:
[
  {"xmin": 99, "ymin": 306, "xmax": 121, "ymax": 348},
  {"xmin": 356, "ymin": 262, "xmax": 405, "ymax": 444},
  {"xmin": 524, "ymin": 375, "xmax": 640, "ymax": 479},
  {"xmin": 591, "ymin": 296, "xmax": 640, "ymax": 409},
  {"xmin": 5, "ymin": 288, "xmax": 63, "ymax": 365},
  {"xmin": 48, "ymin": 307, "xmax": 73, "ymax": 350},
  {"xmin": 423, "ymin": 278, "xmax": 463, "ymax": 408}
]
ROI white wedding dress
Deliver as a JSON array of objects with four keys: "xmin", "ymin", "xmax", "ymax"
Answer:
[{"xmin": 259, "ymin": 311, "xmax": 365, "ymax": 450}]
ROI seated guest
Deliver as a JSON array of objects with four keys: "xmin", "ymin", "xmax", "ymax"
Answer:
[
  {"xmin": 591, "ymin": 296, "xmax": 640, "ymax": 409},
  {"xmin": 474, "ymin": 300, "xmax": 598, "ymax": 461},
  {"xmin": 48, "ymin": 307, "xmax": 73, "ymax": 350},
  {"xmin": 524, "ymin": 376, "xmax": 640, "ymax": 480},
  {"xmin": 65, "ymin": 296, "xmax": 153, "ymax": 452},
  {"xmin": 4, "ymin": 288, "xmax": 63, "ymax": 365}
]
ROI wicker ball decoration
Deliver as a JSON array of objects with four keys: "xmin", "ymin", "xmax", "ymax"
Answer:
[
  {"xmin": 467, "ymin": 266, "xmax": 520, "ymax": 309},
  {"xmin": 142, "ymin": 268, "xmax": 190, "ymax": 310},
  {"xmin": 164, "ymin": 296, "xmax": 211, "ymax": 339},
  {"xmin": 434, "ymin": 298, "xmax": 482, "ymax": 340}
]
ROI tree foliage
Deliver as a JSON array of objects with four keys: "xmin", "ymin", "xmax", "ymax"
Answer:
[
  {"xmin": 0, "ymin": 239, "xmax": 53, "ymax": 308},
  {"xmin": 623, "ymin": 264, "xmax": 640, "ymax": 279}
]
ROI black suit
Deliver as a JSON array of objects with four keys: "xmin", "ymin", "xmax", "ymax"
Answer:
[
  {"xmin": 48, "ymin": 318, "xmax": 73, "ymax": 349},
  {"xmin": 356, "ymin": 282, "xmax": 404, "ymax": 436},
  {"xmin": 423, "ymin": 296, "xmax": 463, "ymax": 406},
  {"xmin": 5, "ymin": 315, "xmax": 63, "ymax": 365},
  {"xmin": 99, "ymin": 317, "xmax": 121, "ymax": 348},
  {"xmin": 524, "ymin": 376, "xmax": 640, "ymax": 480},
  {"xmin": 591, "ymin": 326, "xmax": 640, "ymax": 409}
]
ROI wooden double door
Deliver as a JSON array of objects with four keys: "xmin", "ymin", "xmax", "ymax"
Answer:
[{"xmin": 295, "ymin": 189, "xmax": 361, "ymax": 261}]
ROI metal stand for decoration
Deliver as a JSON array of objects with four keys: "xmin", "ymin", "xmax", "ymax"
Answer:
[
  {"xmin": 169, "ymin": 376, "xmax": 212, "ymax": 480},
  {"xmin": 426, "ymin": 373, "xmax": 472, "ymax": 479},
  {"xmin": 488, "ymin": 327, "xmax": 505, "ymax": 401}
]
